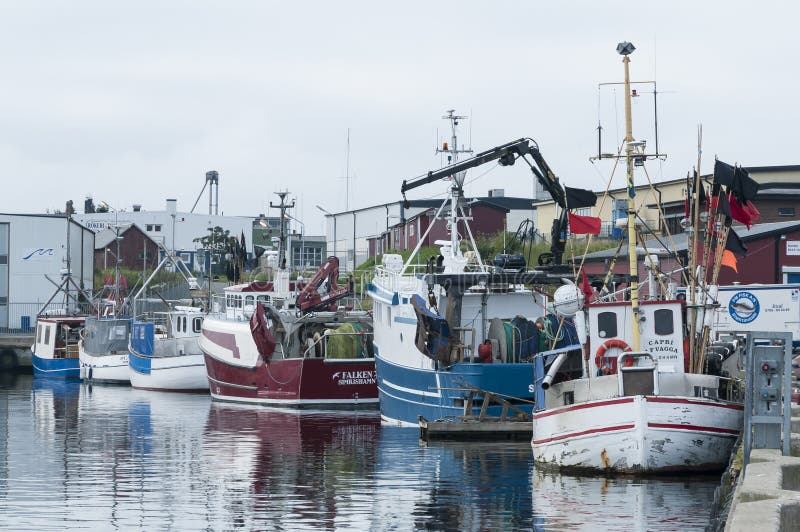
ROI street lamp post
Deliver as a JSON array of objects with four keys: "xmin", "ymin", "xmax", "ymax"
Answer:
[
  {"xmin": 316, "ymin": 204, "xmax": 336, "ymax": 262},
  {"xmin": 284, "ymin": 212, "xmax": 305, "ymax": 271}
]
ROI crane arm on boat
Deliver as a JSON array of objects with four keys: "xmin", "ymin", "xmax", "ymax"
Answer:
[
  {"xmin": 399, "ymin": 137, "xmax": 594, "ymax": 267},
  {"xmin": 296, "ymin": 256, "xmax": 353, "ymax": 314}
]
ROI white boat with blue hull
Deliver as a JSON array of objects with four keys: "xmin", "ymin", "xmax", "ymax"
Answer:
[
  {"xmin": 79, "ymin": 316, "xmax": 131, "ymax": 384},
  {"xmin": 32, "ymin": 316, "xmax": 86, "ymax": 379},
  {"xmin": 128, "ymin": 306, "xmax": 208, "ymax": 392},
  {"xmin": 368, "ymin": 112, "xmax": 590, "ymax": 426}
]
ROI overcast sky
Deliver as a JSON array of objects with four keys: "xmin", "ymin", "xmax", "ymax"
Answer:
[{"xmin": 1, "ymin": 1, "xmax": 796, "ymax": 234}]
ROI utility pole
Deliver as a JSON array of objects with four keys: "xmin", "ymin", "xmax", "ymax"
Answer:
[{"xmin": 270, "ymin": 191, "xmax": 295, "ymax": 271}]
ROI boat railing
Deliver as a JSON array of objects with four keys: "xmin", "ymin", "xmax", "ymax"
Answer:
[
  {"xmin": 300, "ymin": 330, "xmax": 374, "ymax": 360},
  {"xmin": 617, "ymin": 352, "xmax": 660, "ymax": 396},
  {"xmin": 373, "ymin": 265, "xmax": 427, "ymax": 293}
]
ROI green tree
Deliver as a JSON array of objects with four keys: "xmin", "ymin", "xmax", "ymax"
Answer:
[{"xmin": 193, "ymin": 226, "xmax": 234, "ymax": 254}]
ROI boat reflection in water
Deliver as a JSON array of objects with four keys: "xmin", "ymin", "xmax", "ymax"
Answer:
[
  {"xmin": 531, "ymin": 468, "xmax": 719, "ymax": 531},
  {"xmin": 203, "ymin": 404, "xmax": 381, "ymax": 530},
  {"xmin": 3, "ymin": 376, "xmax": 719, "ymax": 530}
]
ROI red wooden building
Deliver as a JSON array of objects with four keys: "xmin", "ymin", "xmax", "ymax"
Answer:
[
  {"xmin": 367, "ymin": 200, "xmax": 510, "ymax": 256},
  {"xmin": 580, "ymin": 221, "xmax": 800, "ymax": 287},
  {"xmin": 93, "ymin": 223, "xmax": 160, "ymax": 273}
]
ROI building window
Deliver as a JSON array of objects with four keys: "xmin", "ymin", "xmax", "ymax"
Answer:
[
  {"xmin": 293, "ymin": 246, "xmax": 323, "ymax": 268},
  {"xmin": 778, "ymin": 207, "xmax": 795, "ymax": 217},
  {"xmin": 575, "ymin": 207, "xmax": 591, "ymax": 216},
  {"xmin": 409, "ymin": 224, "xmax": 415, "ymax": 237}
]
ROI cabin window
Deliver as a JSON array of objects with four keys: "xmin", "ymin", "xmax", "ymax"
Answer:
[
  {"xmin": 154, "ymin": 225, "xmax": 162, "ymax": 232},
  {"xmin": 236, "ymin": 296, "xmax": 242, "ymax": 308},
  {"xmin": 387, "ymin": 307, "xmax": 392, "ymax": 326},
  {"xmin": 257, "ymin": 295, "xmax": 269, "ymax": 304},
  {"xmin": 36, "ymin": 324, "xmax": 42, "ymax": 344},
  {"xmin": 597, "ymin": 312, "xmax": 617, "ymax": 338},
  {"xmin": 245, "ymin": 295, "xmax": 255, "ymax": 307},
  {"xmin": 375, "ymin": 303, "xmax": 382, "ymax": 321},
  {"xmin": 146, "ymin": 224, "xmax": 153, "ymax": 231},
  {"xmin": 778, "ymin": 207, "xmax": 795, "ymax": 217},
  {"xmin": 44, "ymin": 326, "xmax": 51, "ymax": 345},
  {"xmin": 654, "ymin": 309, "xmax": 674, "ymax": 335},
  {"xmin": 193, "ymin": 317, "xmax": 203, "ymax": 333}
]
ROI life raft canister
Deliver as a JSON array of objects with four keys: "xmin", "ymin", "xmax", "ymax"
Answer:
[{"xmin": 594, "ymin": 338, "xmax": 632, "ymax": 375}]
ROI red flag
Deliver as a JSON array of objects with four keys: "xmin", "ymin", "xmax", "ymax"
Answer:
[
  {"xmin": 728, "ymin": 194, "xmax": 753, "ymax": 228},
  {"xmin": 743, "ymin": 200, "xmax": 761, "ymax": 223},
  {"xmin": 568, "ymin": 212, "xmax": 601, "ymax": 235},
  {"xmin": 580, "ymin": 272, "xmax": 593, "ymax": 303}
]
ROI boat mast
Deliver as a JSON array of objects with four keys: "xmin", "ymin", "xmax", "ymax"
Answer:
[
  {"xmin": 270, "ymin": 191, "xmax": 295, "ymax": 271},
  {"xmin": 437, "ymin": 110, "xmax": 473, "ymax": 256},
  {"xmin": 619, "ymin": 42, "xmax": 642, "ymax": 351}
]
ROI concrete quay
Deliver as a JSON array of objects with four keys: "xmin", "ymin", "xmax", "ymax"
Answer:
[{"xmin": 725, "ymin": 405, "xmax": 800, "ymax": 531}]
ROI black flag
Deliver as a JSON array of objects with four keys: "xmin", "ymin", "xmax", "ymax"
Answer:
[
  {"xmin": 713, "ymin": 160, "xmax": 736, "ymax": 187},
  {"xmin": 564, "ymin": 186, "xmax": 597, "ymax": 209},
  {"xmin": 724, "ymin": 229, "xmax": 748, "ymax": 257}
]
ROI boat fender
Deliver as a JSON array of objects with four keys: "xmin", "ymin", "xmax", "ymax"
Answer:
[{"xmin": 594, "ymin": 338, "xmax": 632, "ymax": 375}]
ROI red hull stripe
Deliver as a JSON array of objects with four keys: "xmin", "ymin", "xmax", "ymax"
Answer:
[
  {"xmin": 532, "ymin": 424, "xmax": 635, "ymax": 445},
  {"xmin": 646, "ymin": 397, "xmax": 744, "ymax": 411},
  {"xmin": 533, "ymin": 397, "xmax": 635, "ymax": 420},
  {"xmin": 648, "ymin": 423, "xmax": 739, "ymax": 435}
]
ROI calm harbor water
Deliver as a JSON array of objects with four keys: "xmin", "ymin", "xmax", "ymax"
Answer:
[{"xmin": 0, "ymin": 374, "xmax": 718, "ymax": 531}]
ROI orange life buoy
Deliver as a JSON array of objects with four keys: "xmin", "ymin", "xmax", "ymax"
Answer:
[{"xmin": 594, "ymin": 338, "xmax": 632, "ymax": 375}]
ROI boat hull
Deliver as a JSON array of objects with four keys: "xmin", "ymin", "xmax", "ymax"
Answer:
[
  {"xmin": 128, "ymin": 350, "xmax": 209, "ymax": 392},
  {"xmin": 200, "ymin": 314, "xmax": 378, "ymax": 409},
  {"xmin": 531, "ymin": 395, "xmax": 743, "ymax": 473},
  {"xmin": 204, "ymin": 353, "xmax": 378, "ymax": 409},
  {"xmin": 375, "ymin": 353, "xmax": 534, "ymax": 426},
  {"xmin": 79, "ymin": 347, "xmax": 130, "ymax": 384},
  {"xmin": 32, "ymin": 352, "xmax": 80, "ymax": 379}
]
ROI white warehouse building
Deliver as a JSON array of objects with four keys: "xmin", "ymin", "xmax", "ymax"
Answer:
[
  {"xmin": 0, "ymin": 214, "xmax": 94, "ymax": 331},
  {"xmin": 74, "ymin": 199, "xmax": 254, "ymax": 272}
]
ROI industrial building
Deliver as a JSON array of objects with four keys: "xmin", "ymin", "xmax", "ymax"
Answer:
[
  {"xmin": 0, "ymin": 214, "xmax": 94, "ymax": 331},
  {"xmin": 74, "ymin": 198, "xmax": 253, "ymax": 273}
]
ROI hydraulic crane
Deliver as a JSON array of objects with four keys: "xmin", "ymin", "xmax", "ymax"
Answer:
[{"xmin": 401, "ymin": 138, "xmax": 593, "ymax": 266}]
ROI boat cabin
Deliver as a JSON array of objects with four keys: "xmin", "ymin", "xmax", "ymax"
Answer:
[
  {"xmin": 220, "ymin": 280, "xmax": 304, "ymax": 320},
  {"xmin": 130, "ymin": 306, "xmax": 205, "ymax": 358},
  {"xmin": 587, "ymin": 300, "xmax": 686, "ymax": 375},
  {"xmin": 34, "ymin": 317, "xmax": 86, "ymax": 360}
]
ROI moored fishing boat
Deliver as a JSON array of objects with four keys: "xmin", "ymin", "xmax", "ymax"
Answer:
[
  {"xmin": 200, "ymin": 191, "xmax": 378, "ymax": 408},
  {"xmin": 79, "ymin": 316, "xmax": 131, "ymax": 384},
  {"xmin": 32, "ymin": 315, "xmax": 87, "ymax": 379},
  {"xmin": 128, "ymin": 305, "xmax": 207, "ymax": 392},
  {"xmin": 32, "ymin": 211, "xmax": 94, "ymax": 380},
  {"xmin": 128, "ymin": 248, "xmax": 208, "ymax": 392},
  {"xmin": 530, "ymin": 42, "xmax": 745, "ymax": 473},
  {"xmin": 368, "ymin": 112, "xmax": 594, "ymax": 425}
]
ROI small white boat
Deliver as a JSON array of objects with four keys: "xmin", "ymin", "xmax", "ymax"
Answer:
[
  {"xmin": 79, "ymin": 316, "xmax": 131, "ymax": 384},
  {"xmin": 128, "ymin": 306, "xmax": 208, "ymax": 392}
]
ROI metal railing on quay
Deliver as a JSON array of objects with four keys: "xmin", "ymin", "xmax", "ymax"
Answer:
[{"xmin": 0, "ymin": 302, "xmax": 96, "ymax": 336}]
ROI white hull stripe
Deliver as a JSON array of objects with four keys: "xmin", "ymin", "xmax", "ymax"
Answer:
[{"xmin": 381, "ymin": 378, "xmax": 441, "ymax": 398}]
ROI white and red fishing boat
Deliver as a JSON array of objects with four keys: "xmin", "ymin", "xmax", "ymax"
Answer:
[
  {"xmin": 200, "ymin": 192, "xmax": 378, "ymax": 409},
  {"xmin": 530, "ymin": 42, "xmax": 745, "ymax": 473}
]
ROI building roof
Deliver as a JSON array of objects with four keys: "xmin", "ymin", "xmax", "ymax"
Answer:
[
  {"xmin": 93, "ymin": 223, "xmax": 155, "ymax": 250},
  {"xmin": 580, "ymin": 220, "xmax": 800, "ymax": 261}
]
